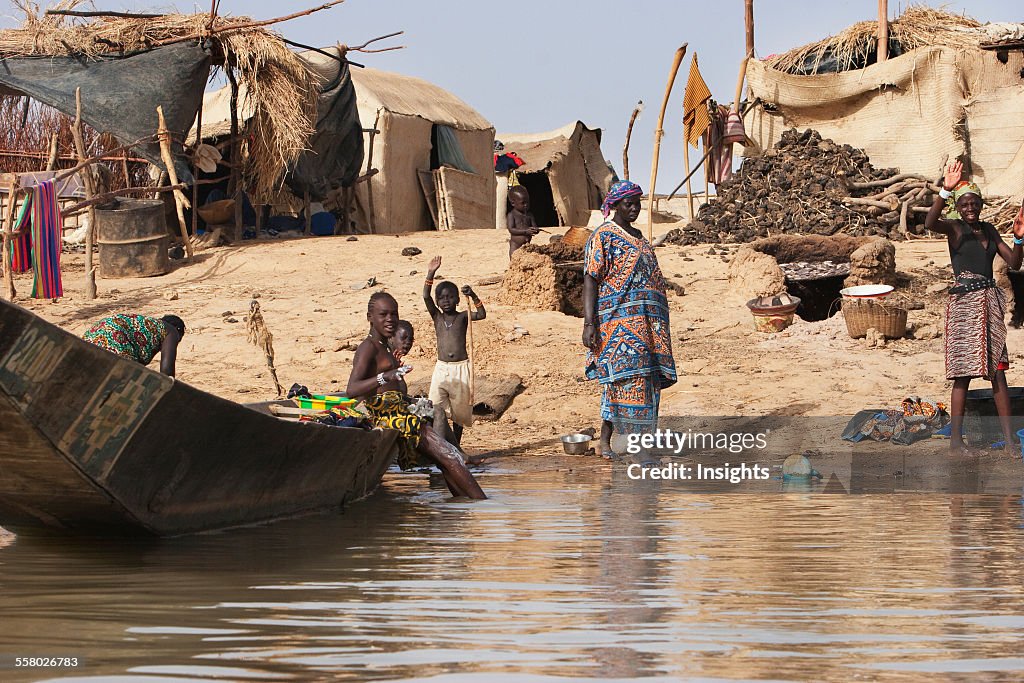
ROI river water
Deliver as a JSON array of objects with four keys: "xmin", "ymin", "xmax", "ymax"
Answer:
[{"xmin": 1, "ymin": 469, "xmax": 1023, "ymax": 682}]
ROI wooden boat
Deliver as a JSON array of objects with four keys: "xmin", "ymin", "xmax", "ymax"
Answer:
[{"xmin": 0, "ymin": 298, "xmax": 398, "ymax": 536}]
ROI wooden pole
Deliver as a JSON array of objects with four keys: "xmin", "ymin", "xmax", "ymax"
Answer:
[
  {"xmin": 703, "ymin": 141, "xmax": 710, "ymax": 207},
  {"xmin": 337, "ymin": 186, "xmax": 350, "ymax": 235},
  {"xmin": 121, "ymin": 149, "xmax": 130, "ymax": 189},
  {"xmin": 745, "ymin": 0, "xmax": 755, "ymax": 58},
  {"xmin": 365, "ymin": 111, "xmax": 380, "ymax": 234},
  {"xmin": 202, "ymin": 0, "xmax": 345, "ymax": 36},
  {"xmin": 733, "ymin": 58, "xmax": 750, "ymax": 114},
  {"xmin": 192, "ymin": 98, "xmax": 203, "ymax": 239},
  {"xmin": 303, "ymin": 190, "xmax": 312, "ymax": 236},
  {"xmin": 53, "ymin": 133, "xmax": 161, "ymax": 185},
  {"xmin": 647, "ymin": 44, "xmax": 687, "ymax": 242},
  {"xmin": 877, "ymin": 0, "xmax": 889, "ymax": 62},
  {"xmin": 622, "ymin": 101, "xmax": 643, "ymax": 181},
  {"xmin": 2, "ymin": 179, "xmax": 18, "ymax": 301},
  {"xmin": 667, "ymin": 144, "xmax": 715, "ymax": 200},
  {"xmin": 72, "ymin": 88, "xmax": 98, "ymax": 299},
  {"xmin": 44, "ymin": 133, "xmax": 59, "ymax": 172},
  {"xmin": 63, "ymin": 183, "xmax": 188, "ymax": 216},
  {"xmin": 683, "ymin": 136, "xmax": 695, "ymax": 221},
  {"xmin": 226, "ymin": 65, "xmax": 243, "ymax": 243},
  {"xmin": 157, "ymin": 106, "xmax": 193, "ymax": 261}
]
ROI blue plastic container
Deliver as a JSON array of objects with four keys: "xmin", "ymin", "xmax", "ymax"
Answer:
[{"xmin": 1017, "ymin": 428, "xmax": 1024, "ymax": 458}]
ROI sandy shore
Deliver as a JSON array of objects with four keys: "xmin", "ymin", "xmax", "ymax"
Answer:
[{"xmin": 11, "ymin": 227, "xmax": 1024, "ymax": 474}]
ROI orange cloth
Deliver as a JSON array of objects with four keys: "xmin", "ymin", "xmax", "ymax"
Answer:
[{"xmin": 682, "ymin": 54, "xmax": 712, "ymax": 148}]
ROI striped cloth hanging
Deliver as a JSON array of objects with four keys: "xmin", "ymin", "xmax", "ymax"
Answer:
[
  {"xmin": 7, "ymin": 188, "xmax": 33, "ymax": 273},
  {"xmin": 29, "ymin": 179, "xmax": 62, "ymax": 299},
  {"xmin": 682, "ymin": 53, "xmax": 712, "ymax": 148}
]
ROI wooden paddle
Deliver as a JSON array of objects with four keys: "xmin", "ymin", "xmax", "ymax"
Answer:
[{"xmin": 647, "ymin": 44, "xmax": 688, "ymax": 242}]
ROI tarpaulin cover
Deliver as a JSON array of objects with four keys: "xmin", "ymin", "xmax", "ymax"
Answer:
[
  {"xmin": 746, "ymin": 45, "xmax": 1024, "ymax": 198},
  {"xmin": 287, "ymin": 51, "xmax": 364, "ymax": 200},
  {"xmin": 0, "ymin": 41, "xmax": 211, "ymax": 182}
]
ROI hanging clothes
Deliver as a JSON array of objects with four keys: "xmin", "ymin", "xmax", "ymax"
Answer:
[
  {"xmin": 494, "ymin": 152, "xmax": 525, "ymax": 173},
  {"xmin": 29, "ymin": 179, "xmax": 62, "ymax": 299},
  {"xmin": 703, "ymin": 105, "xmax": 735, "ymax": 185},
  {"xmin": 7, "ymin": 187, "xmax": 33, "ymax": 273}
]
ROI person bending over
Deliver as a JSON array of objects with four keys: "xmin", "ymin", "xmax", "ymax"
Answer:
[{"xmin": 83, "ymin": 313, "xmax": 185, "ymax": 377}]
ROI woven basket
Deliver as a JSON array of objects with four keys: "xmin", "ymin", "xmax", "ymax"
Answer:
[
  {"xmin": 197, "ymin": 199, "xmax": 235, "ymax": 225},
  {"xmin": 561, "ymin": 226, "xmax": 593, "ymax": 247},
  {"xmin": 842, "ymin": 298, "xmax": 908, "ymax": 338}
]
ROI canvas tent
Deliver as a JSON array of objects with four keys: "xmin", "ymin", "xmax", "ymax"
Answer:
[
  {"xmin": 744, "ymin": 14, "xmax": 1024, "ymax": 199},
  {"xmin": 496, "ymin": 121, "xmax": 613, "ymax": 229},
  {"xmin": 347, "ymin": 66, "xmax": 496, "ymax": 233}
]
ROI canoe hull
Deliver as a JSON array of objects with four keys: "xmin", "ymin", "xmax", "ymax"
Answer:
[{"xmin": 0, "ymin": 299, "xmax": 398, "ymax": 535}]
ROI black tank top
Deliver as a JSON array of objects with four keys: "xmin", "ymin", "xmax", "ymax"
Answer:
[{"xmin": 949, "ymin": 221, "xmax": 998, "ymax": 278}]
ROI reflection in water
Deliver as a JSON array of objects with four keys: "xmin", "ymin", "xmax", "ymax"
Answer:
[{"xmin": 0, "ymin": 472, "xmax": 1023, "ymax": 681}]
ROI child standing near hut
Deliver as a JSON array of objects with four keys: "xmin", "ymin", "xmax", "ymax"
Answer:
[
  {"xmin": 507, "ymin": 185, "xmax": 540, "ymax": 258},
  {"xmin": 423, "ymin": 256, "xmax": 485, "ymax": 447}
]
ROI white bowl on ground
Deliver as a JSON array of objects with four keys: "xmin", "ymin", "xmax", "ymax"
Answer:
[{"xmin": 840, "ymin": 284, "xmax": 894, "ymax": 300}]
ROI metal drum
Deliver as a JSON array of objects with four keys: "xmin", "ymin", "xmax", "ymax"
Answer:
[{"xmin": 96, "ymin": 198, "xmax": 170, "ymax": 278}]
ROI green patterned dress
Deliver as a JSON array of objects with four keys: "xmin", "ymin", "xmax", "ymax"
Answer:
[{"xmin": 83, "ymin": 314, "xmax": 168, "ymax": 365}]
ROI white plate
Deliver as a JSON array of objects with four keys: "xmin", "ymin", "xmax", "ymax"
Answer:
[{"xmin": 840, "ymin": 284, "xmax": 894, "ymax": 299}]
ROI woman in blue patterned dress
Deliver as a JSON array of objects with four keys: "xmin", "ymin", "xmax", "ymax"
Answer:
[
  {"xmin": 82, "ymin": 314, "xmax": 185, "ymax": 377},
  {"xmin": 582, "ymin": 181, "xmax": 677, "ymax": 458}
]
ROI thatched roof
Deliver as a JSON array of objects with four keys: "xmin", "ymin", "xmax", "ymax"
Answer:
[
  {"xmin": 766, "ymin": 5, "xmax": 985, "ymax": 75},
  {"xmin": 0, "ymin": 0, "xmax": 318, "ymax": 197}
]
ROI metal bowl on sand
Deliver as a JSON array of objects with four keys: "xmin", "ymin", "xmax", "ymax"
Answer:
[{"xmin": 561, "ymin": 433, "xmax": 593, "ymax": 455}]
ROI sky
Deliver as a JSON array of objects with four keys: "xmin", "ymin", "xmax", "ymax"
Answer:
[{"xmin": 2, "ymin": 0, "xmax": 1020, "ymax": 192}]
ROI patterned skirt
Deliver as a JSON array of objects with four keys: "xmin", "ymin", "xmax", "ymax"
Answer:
[
  {"xmin": 600, "ymin": 374, "xmax": 661, "ymax": 434},
  {"xmin": 945, "ymin": 272, "xmax": 1009, "ymax": 380},
  {"xmin": 82, "ymin": 314, "xmax": 167, "ymax": 365},
  {"xmin": 364, "ymin": 390, "xmax": 424, "ymax": 470}
]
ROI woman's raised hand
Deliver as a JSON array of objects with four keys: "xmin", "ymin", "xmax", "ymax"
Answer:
[{"xmin": 943, "ymin": 160, "xmax": 963, "ymax": 191}]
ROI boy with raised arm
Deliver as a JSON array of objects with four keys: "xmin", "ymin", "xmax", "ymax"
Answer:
[
  {"xmin": 347, "ymin": 292, "xmax": 485, "ymax": 499},
  {"xmin": 423, "ymin": 256, "xmax": 486, "ymax": 447}
]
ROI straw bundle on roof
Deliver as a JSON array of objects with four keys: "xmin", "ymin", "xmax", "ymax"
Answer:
[
  {"xmin": 767, "ymin": 5, "xmax": 983, "ymax": 75},
  {"xmin": 0, "ymin": 0, "xmax": 318, "ymax": 198}
]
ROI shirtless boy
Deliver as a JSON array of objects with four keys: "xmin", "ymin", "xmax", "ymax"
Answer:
[
  {"xmin": 347, "ymin": 292, "xmax": 485, "ymax": 499},
  {"xmin": 423, "ymin": 256, "xmax": 486, "ymax": 447},
  {"xmin": 507, "ymin": 185, "xmax": 540, "ymax": 258}
]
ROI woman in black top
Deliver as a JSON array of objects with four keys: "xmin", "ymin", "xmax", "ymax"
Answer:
[{"xmin": 925, "ymin": 160, "xmax": 1024, "ymax": 453}]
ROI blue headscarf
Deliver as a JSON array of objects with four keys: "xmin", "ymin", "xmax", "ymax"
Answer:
[{"xmin": 601, "ymin": 180, "xmax": 643, "ymax": 217}]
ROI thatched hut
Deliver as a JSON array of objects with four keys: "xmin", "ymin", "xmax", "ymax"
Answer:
[
  {"xmin": 744, "ymin": 7, "xmax": 1024, "ymax": 199},
  {"xmin": 495, "ymin": 121, "xmax": 613, "ymax": 229},
  {"xmin": 193, "ymin": 46, "xmax": 364, "ymax": 205}
]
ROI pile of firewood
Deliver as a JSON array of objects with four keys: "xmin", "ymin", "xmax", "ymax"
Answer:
[{"xmin": 841, "ymin": 171, "xmax": 941, "ymax": 235}]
